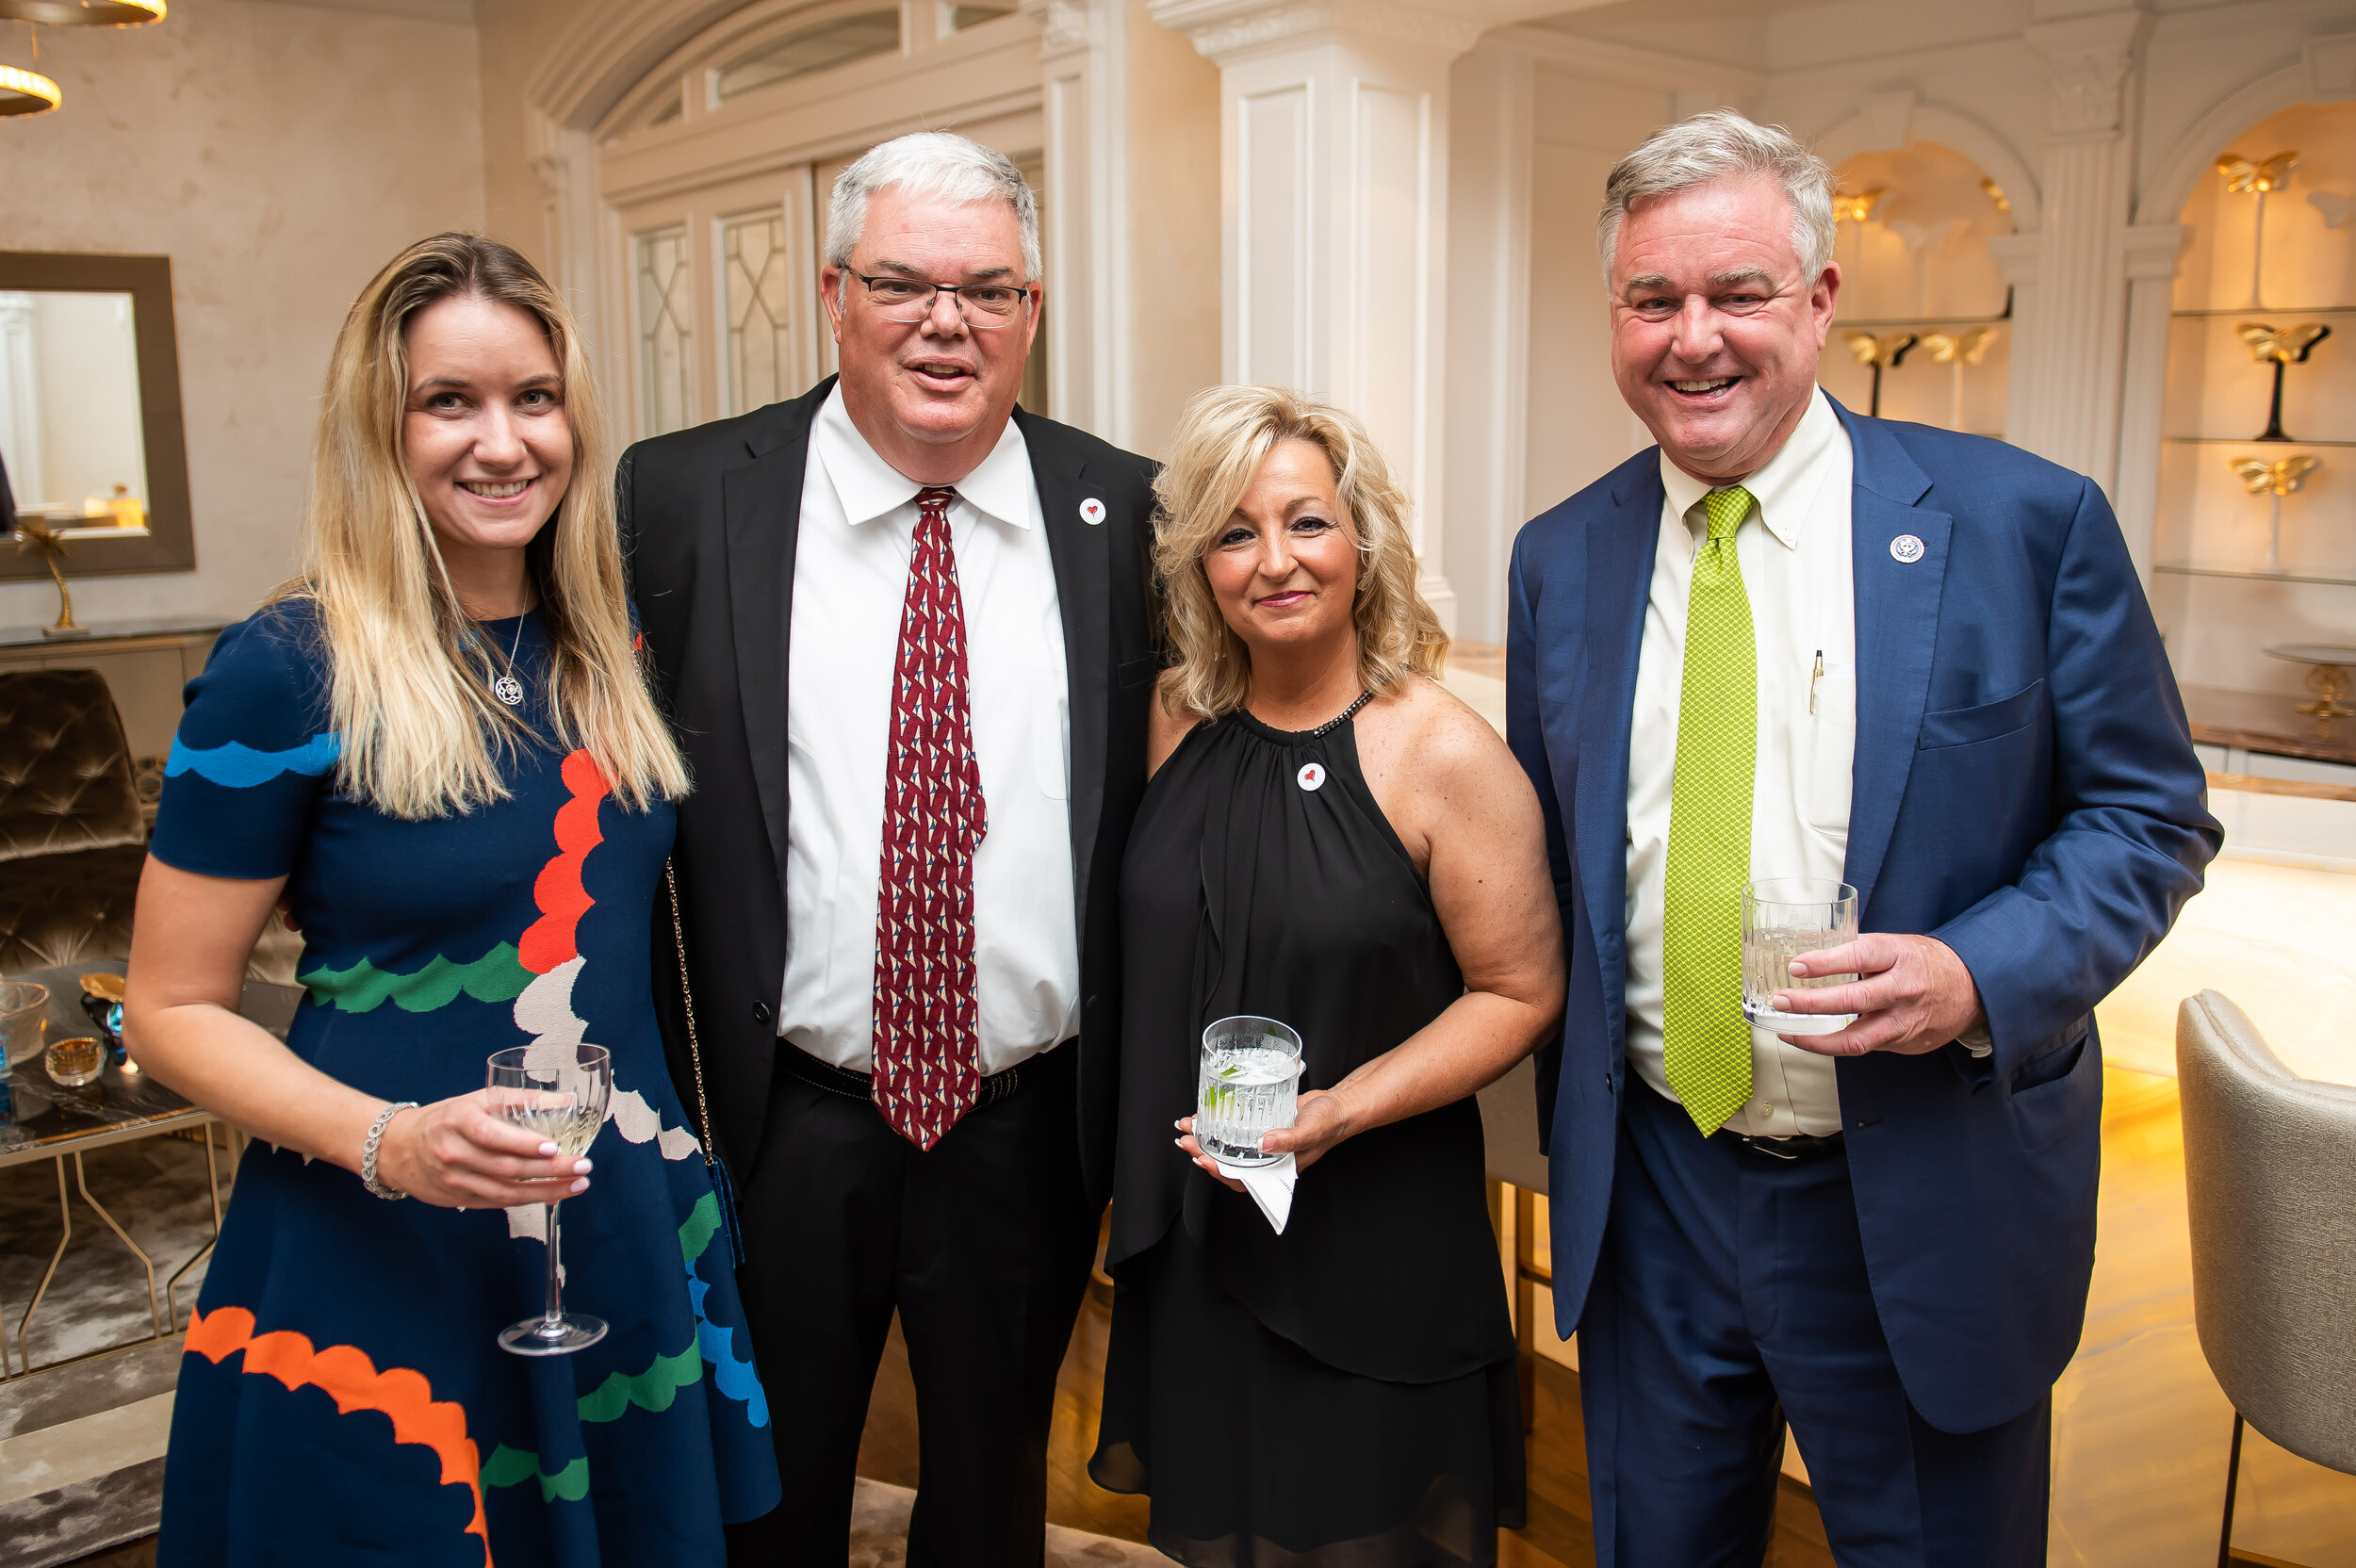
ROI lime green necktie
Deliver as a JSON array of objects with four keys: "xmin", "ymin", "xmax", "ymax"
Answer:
[{"xmin": 1661, "ymin": 484, "xmax": 1757, "ymax": 1135}]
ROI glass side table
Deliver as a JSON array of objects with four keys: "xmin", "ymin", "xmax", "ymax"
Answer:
[{"xmin": 0, "ymin": 961, "xmax": 297, "ymax": 1380}]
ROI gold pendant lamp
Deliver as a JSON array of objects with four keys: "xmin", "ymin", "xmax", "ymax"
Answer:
[
  {"xmin": 0, "ymin": 58, "xmax": 57, "ymax": 114},
  {"xmin": 0, "ymin": 0, "xmax": 162, "ymax": 118},
  {"xmin": 0, "ymin": 0, "xmax": 162, "ymax": 24}
]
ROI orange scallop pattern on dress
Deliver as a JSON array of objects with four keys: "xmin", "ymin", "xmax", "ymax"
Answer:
[
  {"xmin": 517, "ymin": 751, "xmax": 610, "ymax": 976},
  {"xmin": 186, "ymin": 1304, "xmax": 493, "ymax": 1565}
]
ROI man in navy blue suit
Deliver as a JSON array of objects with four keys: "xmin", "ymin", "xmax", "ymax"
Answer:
[{"xmin": 1506, "ymin": 110, "xmax": 2220, "ymax": 1565}]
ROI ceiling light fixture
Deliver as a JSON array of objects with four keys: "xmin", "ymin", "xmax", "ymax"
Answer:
[
  {"xmin": 0, "ymin": 0, "xmax": 160, "ymax": 24},
  {"xmin": 0, "ymin": 58, "xmax": 57, "ymax": 113}
]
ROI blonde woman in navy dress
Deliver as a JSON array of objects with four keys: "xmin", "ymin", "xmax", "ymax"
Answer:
[{"xmin": 125, "ymin": 235, "xmax": 779, "ymax": 1565}]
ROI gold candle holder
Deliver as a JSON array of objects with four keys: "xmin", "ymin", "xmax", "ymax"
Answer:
[{"xmin": 11, "ymin": 518, "xmax": 87, "ymax": 639}]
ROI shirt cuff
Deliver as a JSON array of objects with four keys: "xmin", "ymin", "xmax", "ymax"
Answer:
[{"xmin": 1956, "ymin": 1021, "xmax": 1993, "ymax": 1058}]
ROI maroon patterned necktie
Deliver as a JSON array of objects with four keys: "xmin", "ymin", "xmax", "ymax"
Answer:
[{"xmin": 871, "ymin": 485, "xmax": 989, "ymax": 1149}]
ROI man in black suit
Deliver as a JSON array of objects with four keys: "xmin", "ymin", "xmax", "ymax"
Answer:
[{"xmin": 621, "ymin": 132, "xmax": 1159, "ymax": 1565}]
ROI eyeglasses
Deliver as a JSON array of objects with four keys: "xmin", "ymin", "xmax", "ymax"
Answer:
[{"xmin": 843, "ymin": 270, "xmax": 1033, "ymax": 327}]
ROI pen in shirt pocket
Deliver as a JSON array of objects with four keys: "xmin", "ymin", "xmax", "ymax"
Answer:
[{"xmin": 1810, "ymin": 650, "xmax": 1824, "ymax": 714}]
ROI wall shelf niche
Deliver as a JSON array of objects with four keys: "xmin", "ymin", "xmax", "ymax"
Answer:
[
  {"xmin": 2152, "ymin": 95, "xmax": 2356, "ymax": 713},
  {"xmin": 1814, "ymin": 140, "xmax": 2014, "ymax": 431}
]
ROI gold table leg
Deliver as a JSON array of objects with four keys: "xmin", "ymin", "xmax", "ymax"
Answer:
[{"xmin": 14, "ymin": 1150, "xmax": 168, "ymax": 1376}]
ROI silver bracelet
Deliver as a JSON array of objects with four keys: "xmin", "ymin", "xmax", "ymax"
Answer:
[{"xmin": 362, "ymin": 1102, "xmax": 419, "ymax": 1200}]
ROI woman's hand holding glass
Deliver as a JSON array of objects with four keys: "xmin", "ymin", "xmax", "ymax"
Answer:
[
  {"xmin": 372, "ymin": 1092, "xmax": 592, "ymax": 1208},
  {"xmin": 1175, "ymin": 1086, "xmax": 1360, "ymax": 1193}
]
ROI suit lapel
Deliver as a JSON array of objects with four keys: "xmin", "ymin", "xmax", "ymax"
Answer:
[
  {"xmin": 1016, "ymin": 410, "xmax": 1112, "ymax": 939},
  {"xmin": 1577, "ymin": 464, "xmax": 1664, "ymax": 970},
  {"xmin": 1836, "ymin": 403, "xmax": 1951, "ymax": 919},
  {"xmin": 722, "ymin": 381, "xmax": 829, "ymax": 880}
]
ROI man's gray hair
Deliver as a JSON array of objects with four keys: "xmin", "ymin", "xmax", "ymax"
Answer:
[
  {"xmin": 1596, "ymin": 109, "xmax": 1835, "ymax": 286},
  {"xmin": 826, "ymin": 131, "xmax": 1041, "ymax": 280}
]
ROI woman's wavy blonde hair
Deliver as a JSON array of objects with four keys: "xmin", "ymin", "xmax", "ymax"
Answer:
[
  {"xmin": 277, "ymin": 232, "xmax": 689, "ymax": 819},
  {"xmin": 1153, "ymin": 384, "xmax": 1448, "ymax": 720}
]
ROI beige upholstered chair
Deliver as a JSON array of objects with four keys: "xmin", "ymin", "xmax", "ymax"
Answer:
[
  {"xmin": 2176, "ymin": 990, "xmax": 2356, "ymax": 1561},
  {"xmin": 1478, "ymin": 1056, "xmax": 1552, "ymax": 1427}
]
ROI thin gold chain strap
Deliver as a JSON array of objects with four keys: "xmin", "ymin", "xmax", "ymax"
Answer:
[{"xmin": 663, "ymin": 859, "xmax": 720, "ymax": 1174}]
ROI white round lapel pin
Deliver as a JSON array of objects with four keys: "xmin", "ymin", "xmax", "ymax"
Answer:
[
  {"xmin": 1079, "ymin": 497, "xmax": 1106, "ymax": 526},
  {"xmin": 1297, "ymin": 761, "xmax": 1327, "ymax": 792},
  {"xmin": 1890, "ymin": 533, "xmax": 1925, "ymax": 564}
]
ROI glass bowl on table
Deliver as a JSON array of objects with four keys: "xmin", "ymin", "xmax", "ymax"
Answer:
[{"xmin": 0, "ymin": 980, "xmax": 49, "ymax": 1070}]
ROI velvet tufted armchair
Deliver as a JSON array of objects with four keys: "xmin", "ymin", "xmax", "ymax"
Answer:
[{"xmin": 0, "ymin": 668, "xmax": 153, "ymax": 973}]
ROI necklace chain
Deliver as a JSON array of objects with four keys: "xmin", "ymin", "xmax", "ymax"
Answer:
[
  {"xmin": 484, "ymin": 614, "xmax": 527, "ymax": 709},
  {"xmin": 1306, "ymin": 689, "xmax": 1376, "ymax": 738}
]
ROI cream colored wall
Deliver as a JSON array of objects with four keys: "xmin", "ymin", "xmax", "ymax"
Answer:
[
  {"xmin": 1121, "ymin": 0, "xmax": 1219, "ymax": 461},
  {"xmin": 477, "ymin": 0, "xmax": 581, "ymax": 270},
  {"xmin": 0, "ymin": 0, "xmax": 485, "ymax": 632}
]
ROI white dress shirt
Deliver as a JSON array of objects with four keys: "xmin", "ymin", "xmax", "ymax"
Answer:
[
  {"xmin": 1625, "ymin": 388, "xmax": 1857, "ymax": 1138},
  {"xmin": 779, "ymin": 385, "xmax": 1078, "ymax": 1073}
]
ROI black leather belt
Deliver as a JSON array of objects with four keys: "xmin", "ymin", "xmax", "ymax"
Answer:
[
  {"xmin": 1724, "ymin": 1129, "xmax": 1846, "ymax": 1162},
  {"xmin": 776, "ymin": 1039, "xmax": 1037, "ymax": 1109}
]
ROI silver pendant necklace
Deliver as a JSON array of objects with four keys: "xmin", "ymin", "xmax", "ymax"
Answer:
[{"xmin": 489, "ymin": 614, "xmax": 526, "ymax": 708}]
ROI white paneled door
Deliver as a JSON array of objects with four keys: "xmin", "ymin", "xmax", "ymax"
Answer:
[{"xmin": 617, "ymin": 169, "xmax": 825, "ymax": 441}]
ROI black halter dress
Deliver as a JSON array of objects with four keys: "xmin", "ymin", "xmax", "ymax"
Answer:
[{"xmin": 1089, "ymin": 706, "xmax": 1524, "ymax": 1567}]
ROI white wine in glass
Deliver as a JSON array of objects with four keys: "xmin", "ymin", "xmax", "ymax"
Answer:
[{"xmin": 487, "ymin": 1042, "xmax": 612, "ymax": 1356}]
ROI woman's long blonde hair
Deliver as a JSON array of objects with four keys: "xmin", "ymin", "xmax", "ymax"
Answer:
[
  {"xmin": 1153, "ymin": 384, "xmax": 1448, "ymax": 721},
  {"xmin": 283, "ymin": 233, "xmax": 688, "ymax": 819}
]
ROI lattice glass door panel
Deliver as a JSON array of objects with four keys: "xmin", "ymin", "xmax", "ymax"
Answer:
[
  {"xmin": 634, "ymin": 226, "xmax": 694, "ymax": 438},
  {"xmin": 722, "ymin": 210, "xmax": 794, "ymax": 416}
]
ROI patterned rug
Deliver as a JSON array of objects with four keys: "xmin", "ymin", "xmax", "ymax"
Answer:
[
  {"xmin": 0, "ymin": 1139, "xmax": 1166, "ymax": 1568},
  {"xmin": 0, "ymin": 1132, "xmax": 221, "ymax": 1568}
]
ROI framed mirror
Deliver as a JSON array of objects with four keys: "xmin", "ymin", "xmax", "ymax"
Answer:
[{"xmin": 0, "ymin": 252, "xmax": 194, "ymax": 580}]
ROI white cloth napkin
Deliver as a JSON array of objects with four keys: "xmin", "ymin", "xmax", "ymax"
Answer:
[{"xmin": 1212, "ymin": 1152, "xmax": 1297, "ymax": 1233}]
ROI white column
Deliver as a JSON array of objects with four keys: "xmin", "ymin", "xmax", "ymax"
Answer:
[
  {"xmin": 2011, "ymin": 8, "xmax": 2147, "ymax": 497},
  {"xmin": 2111, "ymin": 221, "xmax": 2187, "ymax": 586},
  {"xmin": 1441, "ymin": 39, "xmax": 1534, "ymax": 643},
  {"xmin": 1024, "ymin": 0, "xmax": 1130, "ymax": 442},
  {"xmin": 527, "ymin": 107, "xmax": 628, "ymax": 452},
  {"xmin": 1150, "ymin": 0, "xmax": 1497, "ymax": 628},
  {"xmin": 1987, "ymin": 230, "xmax": 2042, "ymax": 458}
]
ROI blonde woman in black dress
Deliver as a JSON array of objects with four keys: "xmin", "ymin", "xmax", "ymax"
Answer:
[{"xmin": 1090, "ymin": 384, "xmax": 1564, "ymax": 1565}]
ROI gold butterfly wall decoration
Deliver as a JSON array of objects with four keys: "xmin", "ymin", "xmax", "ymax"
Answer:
[
  {"xmin": 2237, "ymin": 321, "xmax": 2331, "ymax": 364},
  {"xmin": 2236, "ymin": 321, "xmax": 2332, "ymax": 440},
  {"xmin": 1830, "ymin": 188, "xmax": 1885, "ymax": 224},
  {"xmin": 1844, "ymin": 331, "xmax": 1917, "ymax": 368},
  {"xmin": 2217, "ymin": 151, "xmax": 2299, "ymax": 194},
  {"xmin": 2230, "ymin": 454, "xmax": 2319, "ymax": 497},
  {"xmin": 1843, "ymin": 332, "xmax": 1916, "ymax": 416},
  {"xmin": 1919, "ymin": 327, "xmax": 1996, "ymax": 366}
]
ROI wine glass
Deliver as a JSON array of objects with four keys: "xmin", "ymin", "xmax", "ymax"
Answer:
[{"xmin": 487, "ymin": 1042, "xmax": 612, "ymax": 1356}]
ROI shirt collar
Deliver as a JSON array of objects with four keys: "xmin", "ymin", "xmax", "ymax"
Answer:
[
  {"xmin": 811, "ymin": 383, "xmax": 1035, "ymax": 531},
  {"xmin": 1656, "ymin": 386, "xmax": 1841, "ymax": 551}
]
